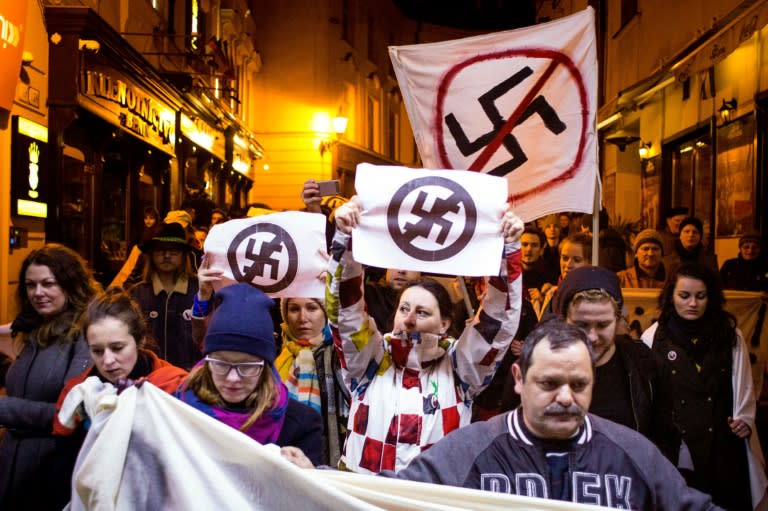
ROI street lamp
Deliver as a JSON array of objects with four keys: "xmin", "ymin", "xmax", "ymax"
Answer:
[
  {"xmin": 638, "ymin": 141, "xmax": 652, "ymax": 159},
  {"xmin": 718, "ymin": 98, "xmax": 737, "ymax": 124},
  {"xmin": 319, "ymin": 113, "xmax": 349, "ymax": 156}
]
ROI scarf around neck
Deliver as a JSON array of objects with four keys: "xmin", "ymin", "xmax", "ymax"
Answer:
[
  {"xmin": 384, "ymin": 331, "xmax": 455, "ymax": 368},
  {"xmin": 665, "ymin": 314, "xmax": 711, "ymax": 365},
  {"xmin": 275, "ymin": 323, "xmax": 332, "ymax": 412},
  {"xmin": 178, "ymin": 365, "xmax": 289, "ymax": 444}
]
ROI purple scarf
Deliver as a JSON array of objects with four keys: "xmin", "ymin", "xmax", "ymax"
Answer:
[{"xmin": 177, "ymin": 365, "xmax": 289, "ymax": 444}]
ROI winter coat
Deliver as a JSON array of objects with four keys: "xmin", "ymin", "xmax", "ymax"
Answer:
[
  {"xmin": 0, "ymin": 336, "xmax": 91, "ymax": 510},
  {"xmin": 643, "ymin": 322, "xmax": 768, "ymax": 510},
  {"xmin": 609, "ymin": 335, "xmax": 679, "ymax": 462},
  {"xmin": 130, "ymin": 275, "xmax": 201, "ymax": 370},
  {"xmin": 663, "ymin": 240, "xmax": 718, "ymax": 277},
  {"xmin": 53, "ymin": 349, "xmax": 188, "ymax": 436},
  {"xmin": 328, "ymin": 230, "xmax": 522, "ymax": 474},
  {"xmin": 617, "ymin": 261, "xmax": 666, "ymax": 289},
  {"xmin": 388, "ymin": 410, "xmax": 721, "ymax": 510},
  {"xmin": 720, "ymin": 255, "xmax": 768, "ymax": 291}
]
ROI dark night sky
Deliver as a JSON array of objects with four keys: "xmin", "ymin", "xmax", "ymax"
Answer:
[{"xmin": 391, "ymin": 0, "xmax": 537, "ymax": 31}]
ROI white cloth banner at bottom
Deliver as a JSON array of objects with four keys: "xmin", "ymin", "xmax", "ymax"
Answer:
[{"xmin": 65, "ymin": 380, "xmax": 606, "ymax": 511}]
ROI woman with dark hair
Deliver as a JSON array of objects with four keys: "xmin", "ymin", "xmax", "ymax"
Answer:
[
  {"xmin": 54, "ymin": 288, "xmax": 188, "ymax": 436},
  {"xmin": 0, "ymin": 244, "xmax": 101, "ymax": 509},
  {"xmin": 328, "ymin": 197, "xmax": 523, "ymax": 474},
  {"xmin": 641, "ymin": 263, "xmax": 767, "ymax": 510}
]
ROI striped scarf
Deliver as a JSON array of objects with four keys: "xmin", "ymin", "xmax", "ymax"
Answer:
[{"xmin": 275, "ymin": 323, "xmax": 331, "ymax": 413}]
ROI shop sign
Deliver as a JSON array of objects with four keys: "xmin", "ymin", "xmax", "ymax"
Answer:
[
  {"xmin": 0, "ymin": 2, "xmax": 27, "ymax": 111},
  {"xmin": 11, "ymin": 116, "xmax": 48, "ymax": 218},
  {"xmin": 180, "ymin": 113, "xmax": 226, "ymax": 160},
  {"xmin": 80, "ymin": 68, "xmax": 176, "ymax": 153}
]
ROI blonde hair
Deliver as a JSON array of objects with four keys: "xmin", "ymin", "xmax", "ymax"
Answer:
[
  {"xmin": 182, "ymin": 363, "xmax": 278, "ymax": 431},
  {"xmin": 569, "ymin": 289, "xmax": 620, "ymax": 317}
]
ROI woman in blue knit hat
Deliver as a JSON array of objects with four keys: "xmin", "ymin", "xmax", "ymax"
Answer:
[{"xmin": 176, "ymin": 283, "xmax": 324, "ymax": 465}]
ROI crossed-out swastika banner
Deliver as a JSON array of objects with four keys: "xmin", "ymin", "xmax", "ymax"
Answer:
[
  {"xmin": 203, "ymin": 211, "xmax": 326, "ymax": 298},
  {"xmin": 353, "ymin": 163, "xmax": 508, "ymax": 276},
  {"xmin": 389, "ymin": 7, "xmax": 598, "ymax": 222}
]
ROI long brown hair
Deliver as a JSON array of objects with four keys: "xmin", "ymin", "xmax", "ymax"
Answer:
[
  {"xmin": 16, "ymin": 244, "xmax": 101, "ymax": 347},
  {"xmin": 182, "ymin": 362, "xmax": 278, "ymax": 431}
]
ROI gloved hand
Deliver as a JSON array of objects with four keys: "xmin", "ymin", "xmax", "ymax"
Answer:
[{"xmin": 116, "ymin": 377, "xmax": 145, "ymax": 395}]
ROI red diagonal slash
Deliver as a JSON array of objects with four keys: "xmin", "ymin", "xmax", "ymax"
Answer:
[{"xmin": 469, "ymin": 59, "xmax": 559, "ymax": 172}]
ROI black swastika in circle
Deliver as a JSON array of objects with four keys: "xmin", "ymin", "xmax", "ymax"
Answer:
[
  {"xmin": 444, "ymin": 65, "xmax": 566, "ymax": 177},
  {"xmin": 227, "ymin": 223, "xmax": 298, "ymax": 293},
  {"xmin": 387, "ymin": 176, "xmax": 477, "ymax": 261}
]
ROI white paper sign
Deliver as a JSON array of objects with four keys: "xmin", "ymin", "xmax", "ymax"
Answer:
[
  {"xmin": 353, "ymin": 163, "xmax": 507, "ymax": 276},
  {"xmin": 388, "ymin": 7, "xmax": 598, "ymax": 222},
  {"xmin": 203, "ymin": 211, "xmax": 326, "ymax": 298}
]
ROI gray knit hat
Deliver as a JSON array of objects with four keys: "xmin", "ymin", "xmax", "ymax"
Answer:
[{"xmin": 633, "ymin": 228, "xmax": 664, "ymax": 255}]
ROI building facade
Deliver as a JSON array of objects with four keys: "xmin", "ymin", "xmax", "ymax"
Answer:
[
  {"xmin": 2, "ymin": 0, "xmax": 263, "ymax": 326},
  {"xmin": 579, "ymin": 0, "xmax": 768, "ymax": 263}
]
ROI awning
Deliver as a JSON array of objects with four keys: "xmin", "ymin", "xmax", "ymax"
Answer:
[{"xmin": 599, "ymin": 0, "xmax": 767, "ymax": 124}]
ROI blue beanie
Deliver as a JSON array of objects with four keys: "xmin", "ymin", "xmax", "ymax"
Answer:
[
  {"xmin": 553, "ymin": 266, "xmax": 623, "ymax": 315},
  {"xmin": 203, "ymin": 283, "xmax": 277, "ymax": 363}
]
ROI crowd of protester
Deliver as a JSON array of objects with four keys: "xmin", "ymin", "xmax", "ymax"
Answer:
[{"xmin": 1, "ymin": 187, "xmax": 767, "ymax": 510}]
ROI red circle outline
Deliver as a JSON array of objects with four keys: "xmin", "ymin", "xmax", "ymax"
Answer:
[{"xmin": 434, "ymin": 48, "xmax": 589, "ymax": 203}]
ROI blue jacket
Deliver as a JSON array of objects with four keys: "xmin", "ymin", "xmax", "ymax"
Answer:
[{"xmin": 130, "ymin": 276, "xmax": 200, "ymax": 370}]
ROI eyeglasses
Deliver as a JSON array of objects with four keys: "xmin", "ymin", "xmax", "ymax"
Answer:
[{"xmin": 205, "ymin": 357, "xmax": 265, "ymax": 377}]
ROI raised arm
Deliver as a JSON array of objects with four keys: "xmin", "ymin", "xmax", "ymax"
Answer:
[
  {"xmin": 326, "ymin": 197, "xmax": 386, "ymax": 389},
  {"xmin": 451, "ymin": 206, "xmax": 523, "ymax": 398}
]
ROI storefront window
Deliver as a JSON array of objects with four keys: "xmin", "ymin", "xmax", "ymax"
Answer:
[
  {"xmin": 668, "ymin": 132, "xmax": 714, "ymax": 242},
  {"xmin": 716, "ymin": 115, "xmax": 755, "ymax": 236}
]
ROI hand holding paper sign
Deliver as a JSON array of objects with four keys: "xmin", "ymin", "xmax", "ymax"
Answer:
[
  {"xmin": 501, "ymin": 206, "xmax": 524, "ymax": 244},
  {"xmin": 333, "ymin": 197, "xmax": 362, "ymax": 235},
  {"xmin": 353, "ymin": 163, "xmax": 509, "ymax": 276},
  {"xmin": 197, "ymin": 263, "xmax": 224, "ymax": 301},
  {"xmin": 203, "ymin": 211, "xmax": 327, "ymax": 298}
]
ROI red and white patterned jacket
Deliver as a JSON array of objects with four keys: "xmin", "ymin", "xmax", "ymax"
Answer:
[{"xmin": 327, "ymin": 231, "xmax": 522, "ymax": 474}]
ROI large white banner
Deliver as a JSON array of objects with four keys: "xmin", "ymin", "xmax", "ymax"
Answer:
[
  {"xmin": 389, "ymin": 7, "xmax": 598, "ymax": 222},
  {"xmin": 203, "ymin": 211, "xmax": 326, "ymax": 298},
  {"xmin": 63, "ymin": 379, "xmax": 607, "ymax": 511},
  {"xmin": 353, "ymin": 163, "xmax": 508, "ymax": 276}
]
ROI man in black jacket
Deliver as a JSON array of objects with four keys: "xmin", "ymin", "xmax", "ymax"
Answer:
[{"xmin": 553, "ymin": 265, "xmax": 679, "ymax": 462}]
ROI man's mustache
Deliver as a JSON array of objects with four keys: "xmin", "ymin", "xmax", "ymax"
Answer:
[{"xmin": 544, "ymin": 403, "xmax": 585, "ymax": 416}]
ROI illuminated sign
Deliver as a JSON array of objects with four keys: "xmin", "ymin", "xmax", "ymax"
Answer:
[
  {"xmin": 180, "ymin": 113, "xmax": 226, "ymax": 160},
  {"xmin": 17, "ymin": 199, "xmax": 47, "ymax": 218},
  {"xmin": 79, "ymin": 67, "xmax": 176, "ymax": 154},
  {"xmin": 11, "ymin": 116, "xmax": 49, "ymax": 218}
]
